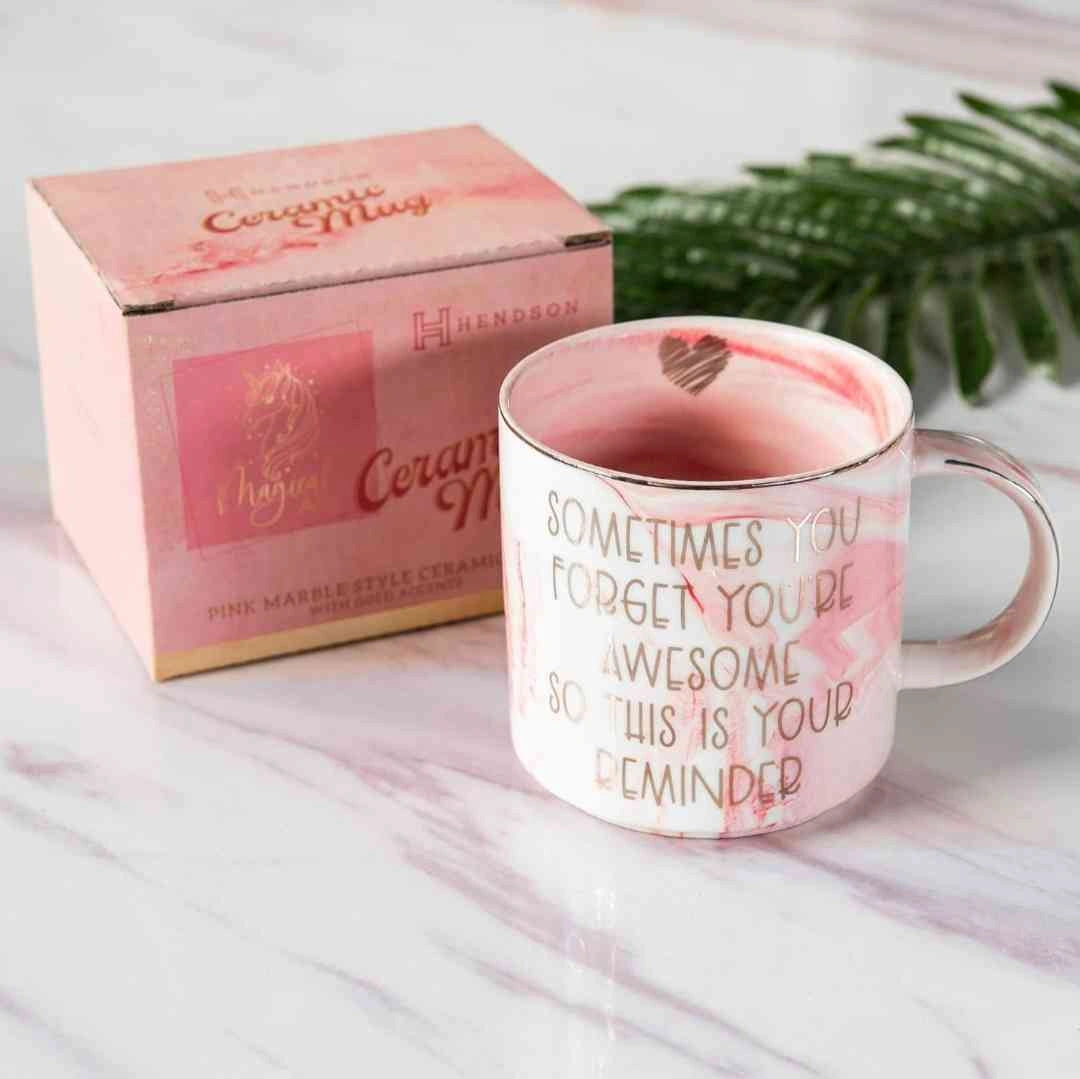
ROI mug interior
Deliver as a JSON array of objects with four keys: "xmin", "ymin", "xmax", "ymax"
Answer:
[{"xmin": 500, "ymin": 317, "xmax": 913, "ymax": 485}]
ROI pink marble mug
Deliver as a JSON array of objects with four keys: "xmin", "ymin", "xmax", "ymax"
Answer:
[{"xmin": 498, "ymin": 317, "xmax": 1059, "ymax": 837}]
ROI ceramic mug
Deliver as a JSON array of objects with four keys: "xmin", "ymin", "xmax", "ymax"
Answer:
[{"xmin": 498, "ymin": 317, "xmax": 1059, "ymax": 837}]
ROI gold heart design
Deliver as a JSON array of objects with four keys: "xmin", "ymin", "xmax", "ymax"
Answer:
[{"xmin": 658, "ymin": 333, "xmax": 730, "ymax": 395}]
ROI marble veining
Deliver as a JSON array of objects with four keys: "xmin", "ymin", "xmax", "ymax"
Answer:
[{"xmin": 2, "ymin": 2, "xmax": 1080, "ymax": 1075}]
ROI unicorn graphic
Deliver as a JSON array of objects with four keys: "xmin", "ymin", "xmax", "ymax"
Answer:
[{"xmin": 243, "ymin": 360, "xmax": 320, "ymax": 482}]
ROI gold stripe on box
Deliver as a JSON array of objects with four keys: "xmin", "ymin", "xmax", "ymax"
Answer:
[{"xmin": 154, "ymin": 589, "xmax": 503, "ymax": 680}]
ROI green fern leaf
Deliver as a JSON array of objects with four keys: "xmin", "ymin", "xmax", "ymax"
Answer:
[
  {"xmin": 946, "ymin": 260, "xmax": 995, "ymax": 400},
  {"xmin": 591, "ymin": 80, "xmax": 1080, "ymax": 395},
  {"xmin": 1054, "ymin": 232, "xmax": 1080, "ymax": 332}
]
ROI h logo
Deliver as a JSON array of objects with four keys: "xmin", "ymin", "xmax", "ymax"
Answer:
[{"xmin": 413, "ymin": 307, "xmax": 452, "ymax": 350}]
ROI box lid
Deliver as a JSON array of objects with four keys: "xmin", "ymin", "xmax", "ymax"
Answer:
[{"xmin": 30, "ymin": 125, "xmax": 610, "ymax": 314}]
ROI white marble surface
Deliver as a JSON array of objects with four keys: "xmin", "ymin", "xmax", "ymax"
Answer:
[{"xmin": 2, "ymin": 3, "xmax": 1080, "ymax": 1075}]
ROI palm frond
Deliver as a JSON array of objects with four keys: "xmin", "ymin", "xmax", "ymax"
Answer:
[{"xmin": 590, "ymin": 81, "xmax": 1080, "ymax": 399}]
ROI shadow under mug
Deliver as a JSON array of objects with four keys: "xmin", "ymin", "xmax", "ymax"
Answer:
[{"xmin": 498, "ymin": 317, "xmax": 1059, "ymax": 837}]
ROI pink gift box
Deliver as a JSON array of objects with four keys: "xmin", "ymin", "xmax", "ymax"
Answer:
[{"xmin": 27, "ymin": 126, "xmax": 612, "ymax": 678}]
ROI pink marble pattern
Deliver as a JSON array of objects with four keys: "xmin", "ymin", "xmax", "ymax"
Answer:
[
  {"xmin": 500, "ymin": 319, "xmax": 1057, "ymax": 837},
  {"xmin": 582, "ymin": 0, "xmax": 1080, "ymax": 86},
  {"xmin": 902, "ymin": 430, "xmax": 1059, "ymax": 689},
  {"xmin": 2, "ymin": 2, "xmax": 1079, "ymax": 1074},
  {"xmin": 1, "ymin": 331, "xmax": 1079, "ymax": 1073}
]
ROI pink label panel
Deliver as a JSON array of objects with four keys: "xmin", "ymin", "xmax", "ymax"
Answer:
[{"xmin": 172, "ymin": 331, "xmax": 375, "ymax": 548}]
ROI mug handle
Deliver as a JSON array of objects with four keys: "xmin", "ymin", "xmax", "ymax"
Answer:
[{"xmin": 902, "ymin": 429, "xmax": 1060, "ymax": 690}]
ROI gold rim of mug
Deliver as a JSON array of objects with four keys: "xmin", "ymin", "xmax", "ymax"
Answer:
[{"xmin": 498, "ymin": 316, "xmax": 916, "ymax": 492}]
